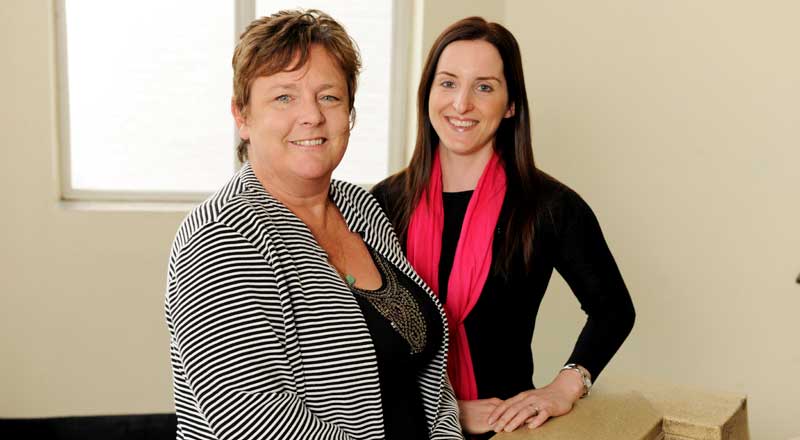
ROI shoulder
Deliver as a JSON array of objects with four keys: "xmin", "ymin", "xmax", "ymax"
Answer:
[
  {"xmin": 331, "ymin": 179, "xmax": 376, "ymax": 209},
  {"xmin": 170, "ymin": 169, "xmax": 268, "ymax": 261},
  {"xmin": 370, "ymin": 171, "xmax": 408, "ymax": 213},
  {"xmin": 534, "ymin": 171, "xmax": 598, "ymax": 233},
  {"xmin": 540, "ymin": 172, "xmax": 588, "ymax": 207},
  {"xmin": 331, "ymin": 178, "xmax": 392, "ymax": 228},
  {"xmin": 332, "ymin": 178, "xmax": 406, "ymax": 254},
  {"xmin": 370, "ymin": 172, "xmax": 405, "ymax": 198}
]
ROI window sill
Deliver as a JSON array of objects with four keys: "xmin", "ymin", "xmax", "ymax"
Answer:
[{"xmin": 58, "ymin": 199, "xmax": 198, "ymax": 213}]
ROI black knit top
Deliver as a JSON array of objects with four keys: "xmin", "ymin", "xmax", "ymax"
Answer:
[
  {"xmin": 371, "ymin": 172, "xmax": 635, "ymax": 401},
  {"xmin": 350, "ymin": 246, "xmax": 443, "ymax": 440}
]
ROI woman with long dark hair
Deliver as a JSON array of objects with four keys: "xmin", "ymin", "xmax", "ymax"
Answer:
[{"xmin": 372, "ymin": 17, "xmax": 635, "ymax": 437}]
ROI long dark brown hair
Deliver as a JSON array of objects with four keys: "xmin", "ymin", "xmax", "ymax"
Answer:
[{"xmin": 390, "ymin": 16, "xmax": 541, "ymax": 276}]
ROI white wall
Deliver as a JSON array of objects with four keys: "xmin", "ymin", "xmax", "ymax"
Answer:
[{"xmin": 502, "ymin": 1, "xmax": 800, "ymax": 439}]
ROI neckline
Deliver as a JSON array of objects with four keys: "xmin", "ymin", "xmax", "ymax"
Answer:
[
  {"xmin": 443, "ymin": 189, "xmax": 474, "ymax": 195},
  {"xmin": 442, "ymin": 190, "xmax": 474, "ymax": 205},
  {"xmin": 349, "ymin": 245, "xmax": 390, "ymax": 294}
]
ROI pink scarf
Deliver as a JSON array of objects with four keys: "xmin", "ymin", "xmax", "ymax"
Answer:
[{"xmin": 406, "ymin": 149, "xmax": 506, "ymax": 400}]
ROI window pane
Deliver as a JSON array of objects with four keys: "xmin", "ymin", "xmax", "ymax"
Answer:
[
  {"xmin": 65, "ymin": 0, "xmax": 235, "ymax": 193},
  {"xmin": 255, "ymin": 1, "xmax": 393, "ymax": 184}
]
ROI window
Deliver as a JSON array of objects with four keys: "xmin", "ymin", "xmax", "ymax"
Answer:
[{"xmin": 57, "ymin": 0, "xmax": 407, "ymax": 202}]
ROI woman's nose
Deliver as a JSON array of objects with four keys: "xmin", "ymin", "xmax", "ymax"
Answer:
[
  {"xmin": 298, "ymin": 99, "xmax": 326, "ymax": 126},
  {"xmin": 452, "ymin": 89, "xmax": 473, "ymax": 114}
]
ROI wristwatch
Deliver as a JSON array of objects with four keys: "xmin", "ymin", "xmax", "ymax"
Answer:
[{"xmin": 560, "ymin": 363, "xmax": 592, "ymax": 398}]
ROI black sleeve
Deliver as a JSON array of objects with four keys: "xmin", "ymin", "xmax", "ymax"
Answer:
[
  {"xmin": 369, "ymin": 178, "xmax": 392, "ymax": 216},
  {"xmin": 551, "ymin": 187, "xmax": 636, "ymax": 381},
  {"xmin": 369, "ymin": 175, "xmax": 407, "ymax": 239}
]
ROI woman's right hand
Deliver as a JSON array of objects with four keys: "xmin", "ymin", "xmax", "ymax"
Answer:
[{"xmin": 458, "ymin": 398, "xmax": 504, "ymax": 434}]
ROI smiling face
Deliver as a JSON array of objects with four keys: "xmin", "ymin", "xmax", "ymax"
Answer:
[
  {"xmin": 428, "ymin": 39, "xmax": 514, "ymax": 160},
  {"xmin": 233, "ymin": 44, "xmax": 351, "ymax": 189}
]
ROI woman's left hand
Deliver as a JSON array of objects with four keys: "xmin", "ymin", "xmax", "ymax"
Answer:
[{"xmin": 486, "ymin": 370, "xmax": 585, "ymax": 432}]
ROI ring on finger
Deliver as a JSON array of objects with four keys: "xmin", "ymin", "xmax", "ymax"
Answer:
[{"xmin": 529, "ymin": 404, "xmax": 540, "ymax": 416}]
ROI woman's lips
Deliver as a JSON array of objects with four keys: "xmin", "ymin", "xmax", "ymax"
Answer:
[
  {"xmin": 446, "ymin": 116, "xmax": 478, "ymax": 131},
  {"xmin": 290, "ymin": 137, "xmax": 327, "ymax": 146}
]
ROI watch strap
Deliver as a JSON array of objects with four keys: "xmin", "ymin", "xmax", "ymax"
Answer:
[{"xmin": 560, "ymin": 363, "xmax": 592, "ymax": 397}]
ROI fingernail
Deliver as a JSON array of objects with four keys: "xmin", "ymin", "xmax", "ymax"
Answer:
[{"xmin": 527, "ymin": 423, "xmax": 535, "ymax": 429}]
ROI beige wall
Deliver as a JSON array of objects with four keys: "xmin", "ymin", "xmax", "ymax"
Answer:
[
  {"xmin": 0, "ymin": 0, "xmax": 179, "ymax": 416},
  {"xmin": 502, "ymin": 1, "xmax": 800, "ymax": 439},
  {"xmin": 2, "ymin": 1, "xmax": 799, "ymax": 439},
  {"xmin": 0, "ymin": 0, "xmax": 506, "ymax": 418}
]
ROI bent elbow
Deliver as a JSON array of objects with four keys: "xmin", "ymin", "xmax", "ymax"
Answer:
[{"xmin": 621, "ymin": 296, "xmax": 636, "ymax": 337}]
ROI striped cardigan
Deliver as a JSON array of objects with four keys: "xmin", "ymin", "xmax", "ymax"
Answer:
[{"xmin": 165, "ymin": 163, "xmax": 463, "ymax": 440}]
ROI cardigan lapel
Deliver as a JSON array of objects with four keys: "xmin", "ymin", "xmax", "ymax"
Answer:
[
  {"xmin": 235, "ymin": 163, "xmax": 376, "ymax": 287},
  {"xmin": 232, "ymin": 163, "xmax": 450, "ymax": 433}
]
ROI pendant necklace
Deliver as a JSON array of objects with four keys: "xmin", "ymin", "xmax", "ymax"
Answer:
[{"xmin": 328, "ymin": 223, "xmax": 356, "ymax": 287}]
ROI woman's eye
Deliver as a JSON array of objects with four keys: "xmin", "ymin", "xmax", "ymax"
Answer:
[
  {"xmin": 440, "ymin": 80, "xmax": 456, "ymax": 88},
  {"xmin": 320, "ymin": 95, "xmax": 340, "ymax": 102},
  {"xmin": 477, "ymin": 84, "xmax": 493, "ymax": 92},
  {"xmin": 276, "ymin": 95, "xmax": 292, "ymax": 103}
]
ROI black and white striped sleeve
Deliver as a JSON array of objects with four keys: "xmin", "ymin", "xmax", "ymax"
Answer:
[
  {"xmin": 431, "ymin": 376, "xmax": 462, "ymax": 439},
  {"xmin": 168, "ymin": 221, "xmax": 355, "ymax": 440}
]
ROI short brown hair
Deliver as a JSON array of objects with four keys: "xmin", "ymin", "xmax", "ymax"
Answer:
[{"xmin": 231, "ymin": 9, "xmax": 361, "ymax": 162}]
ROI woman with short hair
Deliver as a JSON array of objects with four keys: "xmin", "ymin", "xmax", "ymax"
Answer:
[{"xmin": 165, "ymin": 10, "xmax": 463, "ymax": 439}]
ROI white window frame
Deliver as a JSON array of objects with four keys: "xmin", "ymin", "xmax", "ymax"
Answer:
[{"xmin": 55, "ymin": 0, "xmax": 410, "ymax": 204}]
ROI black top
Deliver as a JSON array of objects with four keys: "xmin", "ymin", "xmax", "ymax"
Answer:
[
  {"xmin": 350, "ymin": 247, "xmax": 443, "ymax": 440},
  {"xmin": 371, "ymin": 172, "xmax": 635, "ymax": 401},
  {"xmin": 438, "ymin": 190, "xmax": 473, "ymax": 303}
]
